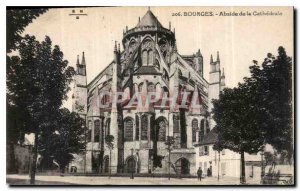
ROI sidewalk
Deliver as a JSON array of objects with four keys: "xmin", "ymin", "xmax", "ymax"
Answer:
[{"xmin": 7, "ymin": 174, "xmax": 260, "ymax": 185}]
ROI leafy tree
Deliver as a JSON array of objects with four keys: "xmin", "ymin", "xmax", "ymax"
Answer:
[
  {"xmin": 39, "ymin": 108, "xmax": 86, "ymax": 173},
  {"xmin": 253, "ymin": 47, "xmax": 293, "ymax": 160},
  {"xmin": 212, "ymin": 46, "xmax": 293, "ymax": 183},
  {"xmin": 6, "ymin": 8, "xmax": 47, "ymax": 52},
  {"xmin": 212, "ymin": 85, "xmax": 263, "ymax": 184},
  {"xmin": 6, "ymin": 35, "xmax": 75, "ymax": 184}
]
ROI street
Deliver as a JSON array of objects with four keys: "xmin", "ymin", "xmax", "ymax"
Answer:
[{"xmin": 7, "ymin": 174, "xmax": 261, "ymax": 185}]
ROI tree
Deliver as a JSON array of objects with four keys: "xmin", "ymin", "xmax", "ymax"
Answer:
[
  {"xmin": 105, "ymin": 135, "xmax": 114, "ymax": 178},
  {"xmin": 6, "ymin": 8, "xmax": 47, "ymax": 52},
  {"xmin": 252, "ymin": 47, "xmax": 293, "ymax": 161},
  {"xmin": 39, "ymin": 108, "xmax": 86, "ymax": 173},
  {"xmin": 212, "ymin": 85, "xmax": 263, "ymax": 184},
  {"xmin": 6, "ymin": 35, "xmax": 75, "ymax": 184}
]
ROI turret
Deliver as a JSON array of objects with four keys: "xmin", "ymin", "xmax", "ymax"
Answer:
[
  {"xmin": 208, "ymin": 52, "xmax": 221, "ymax": 112},
  {"xmin": 77, "ymin": 52, "xmax": 86, "ymax": 76},
  {"xmin": 220, "ymin": 68, "xmax": 225, "ymax": 91},
  {"xmin": 194, "ymin": 49, "xmax": 203, "ymax": 76}
]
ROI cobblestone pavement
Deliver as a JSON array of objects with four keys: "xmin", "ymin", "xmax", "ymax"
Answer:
[{"xmin": 7, "ymin": 174, "xmax": 261, "ymax": 185}]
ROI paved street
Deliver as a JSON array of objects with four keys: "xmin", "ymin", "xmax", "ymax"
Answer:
[{"xmin": 7, "ymin": 174, "xmax": 261, "ymax": 185}]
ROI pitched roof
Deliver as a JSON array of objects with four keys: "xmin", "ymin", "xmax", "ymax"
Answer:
[
  {"xmin": 136, "ymin": 10, "xmax": 163, "ymax": 28},
  {"xmin": 194, "ymin": 127, "xmax": 218, "ymax": 147},
  {"xmin": 135, "ymin": 66, "xmax": 160, "ymax": 75}
]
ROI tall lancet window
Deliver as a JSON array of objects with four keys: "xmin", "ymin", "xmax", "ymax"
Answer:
[
  {"xmin": 142, "ymin": 50, "xmax": 148, "ymax": 66},
  {"xmin": 141, "ymin": 115, "xmax": 148, "ymax": 140},
  {"xmin": 124, "ymin": 118, "xmax": 133, "ymax": 141},
  {"xmin": 192, "ymin": 119, "xmax": 198, "ymax": 142},
  {"xmin": 148, "ymin": 50, "xmax": 154, "ymax": 65}
]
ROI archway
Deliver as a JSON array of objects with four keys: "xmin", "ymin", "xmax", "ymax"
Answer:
[
  {"xmin": 125, "ymin": 156, "xmax": 136, "ymax": 173},
  {"xmin": 175, "ymin": 158, "xmax": 190, "ymax": 175}
]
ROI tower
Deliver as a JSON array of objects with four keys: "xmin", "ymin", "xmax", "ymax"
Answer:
[
  {"xmin": 208, "ymin": 52, "xmax": 221, "ymax": 112},
  {"xmin": 72, "ymin": 52, "xmax": 87, "ymax": 117},
  {"xmin": 194, "ymin": 49, "xmax": 203, "ymax": 76}
]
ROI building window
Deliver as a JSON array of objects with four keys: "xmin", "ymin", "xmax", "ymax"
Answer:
[
  {"xmin": 142, "ymin": 50, "xmax": 148, "ymax": 66},
  {"xmin": 94, "ymin": 120, "xmax": 100, "ymax": 142},
  {"xmin": 157, "ymin": 120, "xmax": 166, "ymax": 141},
  {"xmin": 148, "ymin": 50, "xmax": 154, "ymax": 65},
  {"xmin": 173, "ymin": 115, "xmax": 180, "ymax": 133},
  {"xmin": 200, "ymin": 119, "xmax": 205, "ymax": 142},
  {"xmin": 221, "ymin": 163, "xmax": 226, "ymax": 176},
  {"xmin": 141, "ymin": 115, "xmax": 148, "ymax": 140},
  {"xmin": 105, "ymin": 119, "xmax": 110, "ymax": 137},
  {"xmin": 192, "ymin": 119, "xmax": 198, "ymax": 142},
  {"xmin": 204, "ymin": 146, "xmax": 209, "ymax": 156},
  {"xmin": 124, "ymin": 118, "xmax": 133, "ymax": 141},
  {"xmin": 138, "ymin": 82, "xmax": 144, "ymax": 92}
]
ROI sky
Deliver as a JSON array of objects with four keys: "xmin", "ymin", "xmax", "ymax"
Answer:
[{"xmin": 22, "ymin": 6, "xmax": 293, "ymax": 110}]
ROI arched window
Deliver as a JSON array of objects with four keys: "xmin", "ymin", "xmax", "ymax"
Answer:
[
  {"xmin": 192, "ymin": 119, "xmax": 198, "ymax": 142},
  {"xmin": 105, "ymin": 119, "xmax": 110, "ymax": 137},
  {"xmin": 124, "ymin": 118, "xmax": 134, "ymax": 141},
  {"xmin": 94, "ymin": 120, "xmax": 100, "ymax": 142},
  {"xmin": 142, "ymin": 50, "xmax": 148, "ymax": 66},
  {"xmin": 173, "ymin": 115, "xmax": 180, "ymax": 133},
  {"xmin": 147, "ymin": 82, "xmax": 154, "ymax": 92},
  {"xmin": 157, "ymin": 119, "xmax": 166, "ymax": 141},
  {"xmin": 136, "ymin": 115, "xmax": 139, "ymax": 140},
  {"xmin": 148, "ymin": 50, "xmax": 154, "ymax": 65},
  {"xmin": 199, "ymin": 119, "xmax": 205, "ymax": 142},
  {"xmin": 141, "ymin": 115, "xmax": 148, "ymax": 140},
  {"xmin": 138, "ymin": 82, "xmax": 144, "ymax": 92}
]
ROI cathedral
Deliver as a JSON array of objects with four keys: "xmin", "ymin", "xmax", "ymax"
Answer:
[{"xmin": 71, "ymin": 9, "xmax": 226, "ymax": 175}]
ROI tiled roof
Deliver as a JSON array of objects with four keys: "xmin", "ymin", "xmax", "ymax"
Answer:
[
  {"xmin": 135, "ymin": 66, "xmax": 160, "ymax": 75},
  {"xmin": 194, "ymin": 127, "xmax": 218, "ymax": 146},
  {"xmin": 136, "ymin": 10, "xmax": 163, "ymax": 28}
]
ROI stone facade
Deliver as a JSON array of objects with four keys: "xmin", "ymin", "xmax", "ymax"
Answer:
[{"xmin": 71, "ymin": 9, "xmax": 225, "ymax": 175}]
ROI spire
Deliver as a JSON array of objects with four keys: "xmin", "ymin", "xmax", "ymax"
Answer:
[
  {"xmin": 217, "ymin": 51, "xmax": 220, "ymax": 62},
  {"xmin": 173, "ymin": 41, "xmax": 177, "ymax": 52},
  {"xmin": 138, "ymin": 16, "xmax": 140, "ymax": 23},
  {"xmin": 118, "ymin": 43, "xmax": 120, "ymax": 53},
  {"xmin": 221, "ymin": 68, "xmax": 225, "ymax": 77},
  {"xmin": 81, "ymin": 52, "xmax": 86, "ymax": 65},
  {"xmin": 169, "ymin": 21, "xmax": 171, "ymax": 30},
  {"xmin": 114, "ymin": 41, "xmax": 117, "ymax": 53},
  {"xmin": 76, "ymin": 55, "xmax": 80, "ymax": 65},
  {"xmin": 210, "ymin": 54, "xmax": 213, "ymax": 63},
  {"xmin": 196, "ymin": 49, "xmax": 202, "ymax": 57}
]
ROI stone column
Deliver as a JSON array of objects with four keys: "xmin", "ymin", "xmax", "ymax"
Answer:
[
  {"xmin": 186, "ymin": 117, "xmax": 192, "ymax": 148},
  {"xmin": 147, "ymin": 114, "xmax": 151, "ymax": 148}
]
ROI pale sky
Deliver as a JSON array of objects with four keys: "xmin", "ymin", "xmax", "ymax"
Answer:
[{"xmin": 23, "ymin": 7, "xmax": 293, "ymax": 110}]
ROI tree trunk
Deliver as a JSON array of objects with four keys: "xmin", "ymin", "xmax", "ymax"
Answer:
[
  {"xmin": 30, "ymin": 132, "xmax": 39, "ymax": 185},
  {"xmin": 240, "ymin": 150, "xmax": 246, "ymax": 184}
]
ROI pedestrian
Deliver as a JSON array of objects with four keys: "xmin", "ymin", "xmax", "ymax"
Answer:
[{"xmin": 197, "ymin": 167, "xmax": 202, "ymax": 181}]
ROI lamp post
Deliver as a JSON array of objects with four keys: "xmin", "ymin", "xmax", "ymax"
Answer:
[
  {"xmin": 165, "ymin": 136, "xmax": 175, "ymax": 180},
  {"xmin": 130, "ymin": 148, "xmax": 134, "ymax": 179}
]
